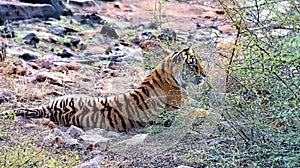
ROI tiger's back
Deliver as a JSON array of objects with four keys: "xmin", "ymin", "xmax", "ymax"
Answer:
[{"xmin": 4, "ymin": 47, "xmax": 207, "ymax": 132}]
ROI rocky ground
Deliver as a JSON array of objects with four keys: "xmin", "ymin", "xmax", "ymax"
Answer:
[{"xmin": 0, "ymin": 0, "xmax": 235, "ymax": 167}]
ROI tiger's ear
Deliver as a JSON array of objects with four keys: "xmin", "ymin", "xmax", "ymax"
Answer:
[{"xmin": 172, "ymin": 47, "xmax": 190, "ymax": 64}]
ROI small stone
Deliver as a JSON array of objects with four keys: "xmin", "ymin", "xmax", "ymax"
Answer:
[
  {"xmin": 158, "ymin": 28, "xmax": 176, "ymax": 42},
  {"xmin": 0, "ymin": 90, "xmax": 13, "ymax": 104},
  {"xmin": 85, "ymin": 128, "xmax": 106, "ymax": 135},
  {"xmin": 53, "ymin": 128, "xmax": 82, "ymax": 148},
  {"xmin": 13, "ymin": 60, "xmax": 30, "ymax": 76},
  {"xmin": 35, "ymin": 72, "xmax": 63, "ymax": 85},
  {"xmin": 23, "ymin": 33, "xmax": 40, "ymax": 45},
  {"xmin": 119, "ymin": 133, "xmax": 148, "ymax": 145},
  {"xmin": 67, "ymin": 0, "xmax": 95, "ymax": 8},
  {"xmin": 43, "ymin": 133, "xmax": 55, "ymax": 146},
  {"xmin": 41, "ymin": 60, "xmax": 53, "ymax": 69},
  {"xmin": 114, "ymin": 2, "xmax": 121, "ymax": 8},
  {"xmin": 57, "ymin": 48, "xmax": 74, "ymax": 58},
  {"xmin": 73, "ymin": 156, "xmax": 102, "ymax": 168},
  {"xmin": 89, "ymin": 12, "xmax": 105, "ymax": 25},
  {"xmin": 100, "ymin": 25, "xmax": 119, "ymax": 39},
  {"xmin": 48, "ymin": 26, "xmax": 78, "ymax": 37},
  {"xmin": 0, "ymin": 42, "xmax": 6, "ymax": 62},
  {"xmin": 0, "ymin": 21, "xmax": 15, "ymax": 38},
  {"xmin": 106, "ymin": 131, "xmax": 121, "ymax": 137},
  {"xmin": 80, "ymin": 42, "xmax": 87, "ymax": 50},
  {"xmin": 66, "ymin": 125, "xmax": 85, "ymax": 139},
  {"xmin": 79, "ymin": 134, "xmax": 110, "ymax": 151},
  {"xmin": 64, "ymin": 61, "xmax": 81, "ymax": 70},
  {"xmin": 19, "ymin": 53, "xmax": 38, "ymax": 61},
  {"xmin": 64, "ymin": 36, "xmax": 81, "ymax": 47}
]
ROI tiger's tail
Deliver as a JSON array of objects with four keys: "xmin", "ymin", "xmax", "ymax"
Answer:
[{"xmin": 1, "ymin": 106, "xmax": 50, "ymax": 119}]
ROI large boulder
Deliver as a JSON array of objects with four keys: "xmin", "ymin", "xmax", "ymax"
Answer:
[
  {"xmin": 0, "ymin": 1, "xmax": 60, "ymax": 25},
  {"xmin": 19, "ymin": 0, "xmax": 71, "ymax": 16}
]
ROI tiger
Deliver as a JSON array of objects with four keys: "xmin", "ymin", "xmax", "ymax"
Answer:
[{"xmin": 2, "ymin": 47, "xmax": 208, "ymax": 132}]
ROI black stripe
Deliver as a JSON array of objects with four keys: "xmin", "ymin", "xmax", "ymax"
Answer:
[
  {"xmin": 113, "ymin": 109, "xmax": 126, "ymax": 131},
  {"xmin": 129, "ymin": 93, "xmax": 144, "ymax": 122},
  {"xmin": 114, "ymin": 96, "xmax": 123, "ymax": 111},
  {"xmin": 113, "ymin": 96, "xmax": 126, "ymax": 130},
  {"xmin": 161, "ymin": 62, "xmax": 165, "ymax": 74},
  {"xmin": 141, "ymin": 87, "xmax": 149, "ymax": 96},
  {"xmin": 53, "ymin": 100, "xmax": 61, "ymax": 123},
  {"xmin": 85, "ymin": 110, "xmax": 90, "ymax": 128},
  {"xmin": 170, "ymin": 75, "xmax": 180, "ymax": 88},
  {"xmin": 123, "ymin": 94, "xmax": 136, "ymax": 128},
  {"xmin": 90, "ymin": 99, "xmax": 98, "ymax": 128},
  {"xmin": 133, "ymin": 90, "xmax": 150, "ymax": 122},
  {"xmin": 152, "ymin": 77, "xmax": 162, "ymax": 89},
  {"xmin": 142, "ymin": 81, "xmax": 166, "ymax": 106},
  {"xmin": 100, "ymin": 108, "xmax": 106, "ymax": 128},
  {"xmin": 69, "ymin": 97, "xmax": 76, "ymax": 116},
  {"xmin": 134, "ymin": 90, "xmax": 149, "ymax": 110},
  {"xmin": 106, "ymin": 103, "xmax": 114, "ymax": 129}
]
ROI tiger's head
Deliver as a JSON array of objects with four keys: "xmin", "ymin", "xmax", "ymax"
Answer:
[{"xmin": 164, "ymin": 47, "xmax": 206, "ymax": 88}]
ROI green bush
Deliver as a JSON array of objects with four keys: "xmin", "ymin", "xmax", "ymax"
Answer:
[{"xmin": 207, "ymin": 0, "xmax": 300, "ymax": 167}]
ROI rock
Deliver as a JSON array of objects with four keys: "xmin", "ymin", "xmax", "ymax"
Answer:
[
  {"xmin": 43, "ymin": 133, "xmax": 55, "ymax": 146},
  {"xmin": 53, "ymin": 128, "xmax": 81, "ymax": 148},
  {"xmin": 12, "ymin": 60, "xmax": 31, "ymax": 76},
  {"xmin": 73, "ymin": 156, "xmax": 102, "ymax": 168},
  {"xmin": 11, "ymin": 18, "xmax": 44, "ymax": 25},
  {"xmin": 105, "ymin": 42, "xmax": 143, "ymax": 62},
  {"xmin": 0, "ymin": 89, "xmax": 13, "ymax": 104},
  {"xmin": 66, "ymin": 125, "xmax": 85, "ymax": 139},
  {"xmin": 106, "ymin": 131, "xmax": 121, "ymax": 138},
  {"xmin": 139, "ymin": 40, "xmax": 160, "ymax": 49},
  {"xmin": 72, "ymin": 12, "xmax": 105, "ymax": 28},
  {"xmin": 176, "ymin": 166, "xmax": 194, "ymax": 168},
  {"xmin": 64, "ymin": 36, "xmax": 81, "ymax": 47},
  {"xmin": 79, "ymin": 134, "xmax": 110, "ymax": 151},
  {"xmin": 19, "ymin": 0, "xmax": 71, "ymax": 16},
  {"xmin": 0, "ymin": 1, "xmax": 59, "ymax": 25},
  {"xmin": 89, "ymin": 12, "xmax": 105, "ymax": 25},
  {"xmin": 64, "ymin": 61, "xmax": 81, "ymax": 70},
  {"xmin": 158, "ymin": 28, "xmax": 176, "ymax": 42},
  {"xmin": 67, "ymin": 0, "xmax": 95, "ymax": 8},
  {"xmin": 23, "ymin": 33, "xmax": 40, "ymax": 46},
  {"xmin": 114, "ymin": 1, "xmax": 121, "ymax": 8},
  {"xmin": 41, "ymin": 60, "xmax": 54, "ymax": 69},
  {"xmin": 57, "ymin": 48, "xmax": 75, "ymax": 58},
  {"xmin": 85, "ymin": 128, "xmax": 106, "ymax": 135},
  {"xmin": 119, "ymin": 134, "xmax": 148, "ymax": 145},
  {"xmin": 131, "ymin": 32, "xmax": 154, "ymax": 44},
  {"xmin": 80, "ymin": 42, "xmax": 87, "ymax": 50},
  {"xmin": 100, "ymin": 25, "xmax": 119, "ymax": 39},
  {"xmin": 0, "ymin": 21, "xmax": 15, "ymax": 38},
  {"xmin": 0, "ymin": 42, "xmax": 6, "ymax": 62},
  {"xmin": 35, "ymin": 72, "xmax": 65, "ymax": 85},
  {"xmin": 47, "ymin": 25, "xmax": 78, "ymax": 37},
  {"xmin": 19, "ymin": 53, "xmax": 38, "ymax": 61}
]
